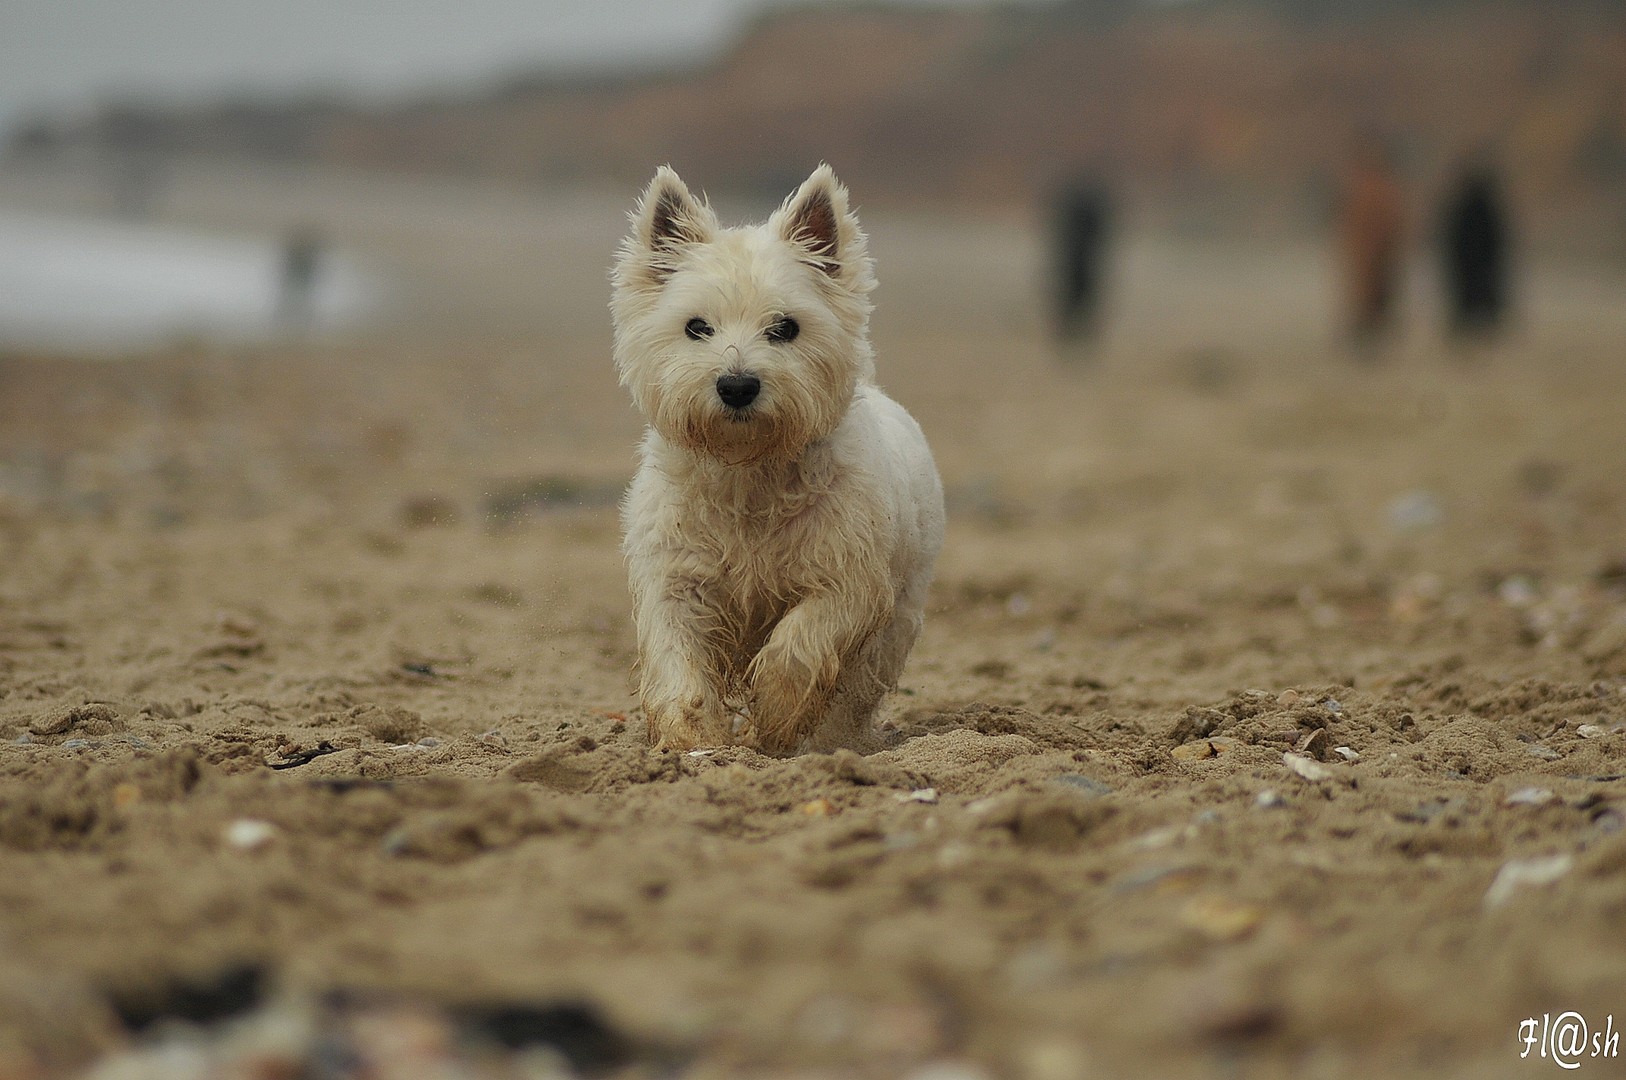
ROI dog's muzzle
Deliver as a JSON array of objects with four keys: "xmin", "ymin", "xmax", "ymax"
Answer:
[{"xmin": 715, "ymin": 373, "xmax": 761, "ymax": 410}]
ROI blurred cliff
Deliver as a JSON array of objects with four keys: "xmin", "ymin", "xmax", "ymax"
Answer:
[{"xmin": 8, "ymin": 0, "xmax": 1625, "ymax": 255}]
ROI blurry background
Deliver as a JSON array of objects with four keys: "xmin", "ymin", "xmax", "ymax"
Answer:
[
  {"xmin": 0, "ymin": 0, "xmax": 1621, "ymax": 528},
  {"xmin": 2, "ymin": 0, "xmax": 1624, "ymax": 529},
  {"xmin": 2, "ymin": 0, "xmax": 1624, "ymax": 354}
]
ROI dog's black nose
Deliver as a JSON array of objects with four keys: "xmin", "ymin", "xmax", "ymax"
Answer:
[{"xmin": 715, "ymin": 373, "xmax": 761, "ymax": 409}]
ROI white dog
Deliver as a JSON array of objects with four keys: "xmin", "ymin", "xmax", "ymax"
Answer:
[{"xmin": 612, "ymin": 164, "xmax": 944, "ymax": 754}]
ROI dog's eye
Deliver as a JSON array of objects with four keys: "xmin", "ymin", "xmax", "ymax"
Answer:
[
  {"xmin": 765, "ymin": 316, "xmax": 799, "ymax": 343},
  {"xmin": 684, "ymin": 317, "xmax": 714, "ymax": 340}
]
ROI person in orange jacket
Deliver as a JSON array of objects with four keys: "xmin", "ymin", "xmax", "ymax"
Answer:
[{"xmin": 1338, "ymin": 134, "xmax": 1405, "ymax": 351}]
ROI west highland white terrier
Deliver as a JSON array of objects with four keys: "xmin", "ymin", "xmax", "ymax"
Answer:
[{"xmin": 611, "ymin": 164, "xmax": 944, "ymax": 754}]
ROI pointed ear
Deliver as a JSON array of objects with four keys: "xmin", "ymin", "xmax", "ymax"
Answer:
[
  {"xmin": 623, "ymin": 166, "xmax": 715, "ymax": 283},
  {"xmin": 774, "ymin": 164, "xmax": 865, "ymax": 280}
]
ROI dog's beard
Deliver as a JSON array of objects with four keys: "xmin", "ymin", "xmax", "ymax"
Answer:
[
  {"xmin": 660, "ymin": 390, "xmax": 796, "ymax": 465},
  {"xmin": 646, "ymin": 374, "xmax": 835, "ymax": 466}
]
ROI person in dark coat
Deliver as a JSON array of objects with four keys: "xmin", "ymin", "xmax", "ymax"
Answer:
[
  {"xmin": 277, "ymin": 226, "xmax": 323, "ymax": 327},
  {"xmin": 1439, "ymin": 164, "xmax": 1511, "ymax": 339},
  {"xmin": 1050, "ymin": 178, "xmax": 1113, "ymax": 349}
]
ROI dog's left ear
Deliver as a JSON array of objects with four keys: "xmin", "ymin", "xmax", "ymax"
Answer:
[{"xmin": 774, "ymin": 164, "xmax": 871, "ymax": 289}]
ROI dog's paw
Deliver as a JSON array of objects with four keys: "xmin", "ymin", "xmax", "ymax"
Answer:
[
  {"xmin": 644, "ymin": 695, "xmax": 732, "ymax": 752},
  {"xmin": 747, "ymin": 673, "xmax": 829, "ymax": 757},
  {"xmin": 746, "ymin": 637, "xmax": 840, "ymax": 754}
]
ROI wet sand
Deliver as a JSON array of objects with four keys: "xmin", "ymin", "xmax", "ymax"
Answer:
[{"xmin": 2, "ymin": 170, "xmax": 1625, "ymax": 1078}]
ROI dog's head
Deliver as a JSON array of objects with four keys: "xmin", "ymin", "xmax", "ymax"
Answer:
[{"xmin": 611, "ymin": 165, "xmax": 876, "ymax": 464}]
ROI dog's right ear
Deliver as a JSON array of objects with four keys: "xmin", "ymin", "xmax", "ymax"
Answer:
[{"xmin": 620, "ymin": 166, "xmax": 716, "ymax": 287}]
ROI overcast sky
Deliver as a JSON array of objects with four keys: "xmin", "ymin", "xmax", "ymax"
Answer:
[{"xmin": 0, "ymin": 0, "xmax": 1041, "ymax": 130}]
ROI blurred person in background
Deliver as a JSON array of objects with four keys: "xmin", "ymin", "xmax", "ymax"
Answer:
[
  {"xmin": 1439, "ymin": 158, "xmax": 1512, "ymax": 343},
  {"xmin": 277, "ymin": 225, "xmax": 324, "ymax": 328},
  {"xmin": 1049, "ymin": 175, "xmax": 1113, "ymax": 355},
  {"xmin": 1337, "ymin": 132, "xmax": 1406, "ymax": 354}
]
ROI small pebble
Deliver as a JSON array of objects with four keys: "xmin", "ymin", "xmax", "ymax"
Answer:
[
  {"xmin": 388, "ymin": 737, "xmax": 443, "ymax": 753},
  {"xmin": 1498, "ymin": 575, "xmax": 1539, "ymax": 607},
  {"xmin": 1577, "ymin": 724, "xmax": 1605, "ymax": 739},
  {"xmin": 1179, "ymin": 895, "xmax": 1267, "ymax": 942},
  {"xmin": 63, "ymin": 739, "xmax": 91, "ymax": 750},
  {"xmin": 799, "ymin": 799, "xmax": 836, "ymax": 817},
  {"xmin": 1171, "ymin": 740, "xmax": 1216, "ymax": 762},
  {"xmin": 1276, "ymin": 689, "xmax": 1301, "ymax": 707},
  {"xmin": 1052, "ymin": 774, "xmax": 1114, "ymax": 797},
  {"xmin": 1399, "ymin": 800, "xmax": 1452, "ymax": 824},
  {"xmin": 1504, "ymin": 787, "xmax": 1556, "ymax": 807},
  {"xmin": 224, "ymin": 819, "xmax": 277, "ymax": 852},
  {"xmin": 896, "ymin": 788, "xmax": 938, "ymax": 804},
  {"xmin": 1332, "ymin": 746, "xmax": 1360, "ymax": 763},
  {"xmin": 1113, "ymin": 864, "xmax": 1204, "ymax": 893},
  {"xmin": 1321, "ymin": 697, "xmax": 1343, "ymax": 714},
  {"xmin": 1128, "ymin": 826, "xmax": 1183, "ymax": 851},
  {"xmin": 1282, "ymin": 753, "xmax": 1333, "ymax": 782},
  {"xmin": 1484, "ymin": 853, "xmax": 1573, "ymax": 910},
  {"xmin": 1295, "ymin": 728, "xmax": 1328, "ymax": 759},
  {"xmin": 1527, "ymin": 744, "xmax": 1562, "ymax": 761},
  {"xmin": 1254, "ymin": 789, "xmax": 1286, "ymax": 809},
  {"xmin": 1388, "ymin": 489, "xmax": 1443, "ymax": 532}
]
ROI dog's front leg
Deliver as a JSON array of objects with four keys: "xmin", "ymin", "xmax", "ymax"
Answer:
[
  {"xmin": 747, "ymin": 585, "xmax": 892, "ymax": 754},
  {"xmin": 633, "ymin": 578, "xmax": 731, "ymax": 752}
]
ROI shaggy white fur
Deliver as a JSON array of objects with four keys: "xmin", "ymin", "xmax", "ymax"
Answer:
[{"xmin": 612, "ymin": 164, "xmax": 944, "ymax": 754}]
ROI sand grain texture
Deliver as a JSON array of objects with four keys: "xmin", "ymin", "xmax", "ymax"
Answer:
[{"xmin": 1, "ymin": 184, "xmax": 1625, "ymax": 1078}]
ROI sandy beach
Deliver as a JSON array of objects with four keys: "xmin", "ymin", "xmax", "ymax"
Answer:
[{"xmin": 2, "ymin": 163, "xmax": 1625, "ymax": 1078}]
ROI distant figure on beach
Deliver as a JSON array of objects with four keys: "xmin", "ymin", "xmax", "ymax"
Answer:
[
  {"xmin": 277, "ymin": 226, "xmax": 323, "ymax": 327},
  {"xmin": 1050, "ymin": 178, "xmax": 1113, "ymax": 351},
  {"xmin": 1439, "ymin": 162, "xmax": 1512, "ymax": 340},
  {"xmin": 1337, "ymin": 135, "xmax": 1405, "ymax": 350}
]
